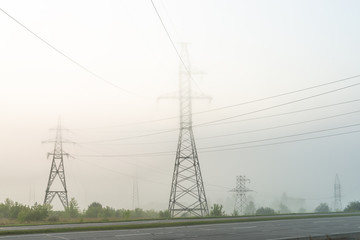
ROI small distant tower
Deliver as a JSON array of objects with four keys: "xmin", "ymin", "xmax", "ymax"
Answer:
[
  {"xmin": 43, "ymin": 119, "xmax": 70, "ymax": 209},
  {"xmin": 334, "ymin": 174, "xmax": 342, "ymax": 211},
  {"xmin": 132, "ymin": 176, "xmax": 140, "ymax": 209},
  {"xmin": 230, "ymin": 176, "xmax": 251, "ymax": 215}
]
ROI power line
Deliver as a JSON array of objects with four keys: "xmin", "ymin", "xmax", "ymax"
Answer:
[
  {"xmin": 200, "ymin": 122, "xmax": 360, "ymax": 150},
  {"xmin": 73, "ymin": 157, "xmax": 169, "ymax": 187},
  {"xmin": 79, "ymin": 108, "xmax": 360, "ymax": 145},
  {"xmin": 200, "ymin": 129, "xmax": 360, "ymax": 153},
  {"xmin": 201, "ymin": 98, "xmax": 360, "ymax": 127},
  {"xmin": 72, "ymin": 74, "xmax": 360, "ymax": 130},
  {"xmin": 0, "ymin": 7, "xmax": 137, "ymax": 96},
  {"xmin": 197, "ymin": 109, "xmax": 360, "ymax": 140},
  {"xmin": 75, "ymin": 123, "xmax": 360, "ymax": 157},
  {"xmin": 194, "ymin": 74, "xmax": 360, "ymax": 115},
  {"xmin": 82, "ymin": 128, "xmax": 178, "ymax": 144},
  {"xmin": 150, "ymin": 0, "xmax": 204, "ymax": 94},
  {"xmin": 79, "ymin": 97, "xmax": 360, "ymax": 143},
  {"xmin": 195, "ymin": 81, "xmax": 360, "ymax": 127}
]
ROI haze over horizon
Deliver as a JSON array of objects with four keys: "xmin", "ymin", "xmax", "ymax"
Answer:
[{"xmin": 1, "ymin": 0, "xmax": 360, "ymax": 213}]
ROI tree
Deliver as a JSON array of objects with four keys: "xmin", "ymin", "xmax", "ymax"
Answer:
[
  {"xmin": 210, "ymin": 204, "xmax": 225, "ymax": 217},
  {"xmin": 65, "ymin": 198, "xmax": 80, "ymax": 218},
  {"xmin": 231, "ymin": 209, "xmax": 239, "ymax": 216},
  {"xmin": 17, "ymin": 203, "xmax": 51, "ymax": 222},
  {"xmin": 85, "ymin": 202, "xmax": 103, "ymax": 218},
  {"xmin": 255, "ymin": 207, "xmax": 276, "ymax": 215},
  {"xmin": 244, "ymin": 201, "xmax": 256, "ymax": 215},
  {"xmin": 344, "ymin": 201, "xmax": 360, "ymax": 212},
  {"xmin": 131, "ymin": 208, "xmax": 144, "ymax": 218},
  {"xmin": 314, "ymin": 203, "xmax": 330, "ymax": 213},
  {"xmin": 279, "ymin": 203, "xmax": 291, "ymax": 214},
  {"xmin": 159, "ymin": 210, "xmax": 170, "ymax": 218}
]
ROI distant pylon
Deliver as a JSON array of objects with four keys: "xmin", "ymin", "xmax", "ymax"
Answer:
[
  {"xmin": 132, "ymin": 176, "xmax": 140, "ymax": 209},
  {"xmin": 165, "ymin": 44, "xmax": 210, "ymax": 217},
  {"xmin": 230, "ymin": 176, "xmax": 252, "ymax": 215},
  {"xmin": 43, "ymin": 119, "xmax": 70, "ymax": 209},
  {"xmin": 334, "ymin": 174, "xmax": 342, "ymax": 211}
]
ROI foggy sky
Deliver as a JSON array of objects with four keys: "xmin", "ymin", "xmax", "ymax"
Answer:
[{"xmin": 1, "ymin": 0, "xmax": 360, "ymax": 213}]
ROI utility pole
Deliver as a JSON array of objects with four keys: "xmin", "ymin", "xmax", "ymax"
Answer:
[
  {"xmin": 230, "ymin": 176, "xmax": 251, "ymax": 215},
  {"xmin": 334, "ymin": 174, "xmax": 342, "ymax": 211},
  {"xmin": 161, "ymin": 44, "xmax": 210, "ymax": 217},
  {"xmin": 43, "ymin": 119, "xmax": 70, "ymax": 209}
]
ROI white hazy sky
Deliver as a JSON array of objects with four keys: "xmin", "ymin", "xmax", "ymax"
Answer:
[{"xmin": 1, "ymin": 0, "xmax": 360, "ymax": 212}]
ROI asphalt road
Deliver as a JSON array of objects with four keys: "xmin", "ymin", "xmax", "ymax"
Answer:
[{"xmin": 1, "ymin": 216, "xmax": 360, "ymax": 240}]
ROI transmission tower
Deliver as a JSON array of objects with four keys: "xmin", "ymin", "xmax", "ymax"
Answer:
[
  {"xmin": 165, "ymin": 44, "xmax": 209, "ymax": 217},
  {"xmin": 132, "ymin": 176, "xmax": 140, "ymax": 210},
  {"xmin": 334, "ymin": 174, "xmax": 342, "ymax": 211},
  {"xmin": 43, "ymin": 120, "xmax": 69, "ymax": 209},
  {"xmin": 230, "ymin": 176, "xmax": 252, "ymax": 215}
]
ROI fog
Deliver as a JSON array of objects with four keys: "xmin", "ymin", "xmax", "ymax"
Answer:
[{"xmin": 1, "ymin": 0, "xmax": 360, "ymax": 213}]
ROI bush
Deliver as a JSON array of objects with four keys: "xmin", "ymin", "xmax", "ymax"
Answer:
[
  {"xmin": 85, "ymin": 202, "xmax": 103, "ymax": 218},
  {"xmin": 16, "ymin": 203, "xmax": 51, "ymax": 222},
  {"xmin": 314, "ymin": 203, "xmax": 330, "ymax": 213},
  {"xmin": 159, "ymin": 210, "xmax": 170, "ymax": 218},
  {"xmin": 65, "ymin": 198, "xmax": 80, "ymax": 218},
  {"xmin": 47, "ymin": 215, "xmax": 60, "ymax": 222},
  {"xmin": 210, "ymin": 204, "xmax": 226, "ymax": 217},
  {"xmin": 344, "ymin": 201, "xmax": 360, "ymax": 212},
  {"xmin": 256, "ymin": 207, "xmax": 276, "ymax": 215}
]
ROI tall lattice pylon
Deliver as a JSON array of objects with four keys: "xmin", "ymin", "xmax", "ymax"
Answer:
[
  {"xmin": 167, "ymin": 44, "xmax": 209, "ymax": 217},
  {"xmin": 43, "ymin": 120, "xmax": 69, "ymax": 209},
  {"xmin": 230, "ymin": 176, "xmax": 251, "ymax": 215},
  {"xmin": 334, "ymin": 174, "xmax": 342, "ymax": 211}
]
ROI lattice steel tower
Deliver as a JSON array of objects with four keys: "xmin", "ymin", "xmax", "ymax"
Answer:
[
  {"xmin": 168, "ymin": 44, "xmax": 209, "ymax": 217},
  {"xmin": 334, "ymin": 174, "xmax": 342, "ymax": 211},
  {"xmin": 43, "ymin": 120, "xmax": 69, "ymax": 209},
  {"xmin": 132, "ymin": 176, "xmax": 140, "ymax": 210},
  {"xmin": 230, "ymin": 176, "xmax": 251, "ymax": 215}
]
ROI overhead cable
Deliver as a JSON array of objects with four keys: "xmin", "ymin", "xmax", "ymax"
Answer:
[{"xmin": 0, "ymin": 7, "xmax": 137, "ymax": 95}]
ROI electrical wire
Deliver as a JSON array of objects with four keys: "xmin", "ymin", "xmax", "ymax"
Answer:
[
  {"xmin": 150, "ymin": 0, "xmax": 204, "ymax": 94},
  {"xmin": 80, "ymin": 94, "xmax": 360, "ymax": 143},
  {"xmin": 195, "ymin": 81, "xmax": 360, "ymax": 127},
  {"xmin": 72, "ymin": 74, "xmax": 360, "ymax": 130},
  {"xmin": 194, "ymin": 74, "xmax": 360, "ymax": 116},
  {"xmin": 199, "ymin": 122, "xmax": 360, "ymax": 150},
  {"xmin": 197, "ymin": 109, "xmax": 360, "ymax": 140},
  {"xmin": 201, "ymin": 98, "xmax": 360, "ymax": 127},
  {"xmin": 82, "ymin": 128, "xmax": 178, "ymax": 144},
  {"xmin": 0, "ymin": 7, "xmax": 138, "ymax": 96},
  {"xmin": 73, "ymin": 157, "xmax": 169, "ymax": 187},
  {"xmin": 200, "ymin": 129, "xmax": 360, "ymax": 153},
  {"xmin": 79, "ymin": 108, "xmax": 360, "ymax": 146},
  {"xmin": 75, "ymin": 123, "xmax": 360, "ymax": 157}
]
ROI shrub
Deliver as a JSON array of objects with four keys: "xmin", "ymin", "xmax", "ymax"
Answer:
[
  {"xmin": 314, "ymin": 203, "xmax": 330, "ymax": 213},
  {"xmin": 256, "ymin": 207, "xmax": 276, "ymax": 215},
  {"xmin": 344, "ymin": 201, "xmax": 360, "ymax": 212}
]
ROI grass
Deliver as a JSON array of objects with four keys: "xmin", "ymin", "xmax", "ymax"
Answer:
[{"xmin": 0, "ymin": 213, "xmax": 360, "ymax": 236}]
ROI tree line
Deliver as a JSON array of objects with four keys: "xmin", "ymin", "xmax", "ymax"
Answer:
[
  {"xmin": 1, "ymin": 198, "xmax": 360, "ymax": 223},
  {"xmin": 0, "ymin": 198, "xmax": 170, "ymax": 223}
]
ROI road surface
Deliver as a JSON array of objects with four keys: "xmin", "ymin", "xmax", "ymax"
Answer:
[{"xmin": 1, "ymin": 215, "xmax": 360, "ymax": 239}]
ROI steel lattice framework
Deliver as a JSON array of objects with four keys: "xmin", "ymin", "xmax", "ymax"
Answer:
[
  {"xmin": 230, "ymin": 176, "xmax": 251, "ymax": 215},
  {"xmin": 44, "ymin": 120, "xmax": 69, "ymax": 209},
  {"xmin": 334, "ymin": 174, "xmax": 342, "ymax": 211},
  {"xmin": 132, "ymin": 176, "xmax": 140, "ymax": 210},
  {"xmin": 168, "ymin": 44, "xmax": 209, "ymax": 217}
]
